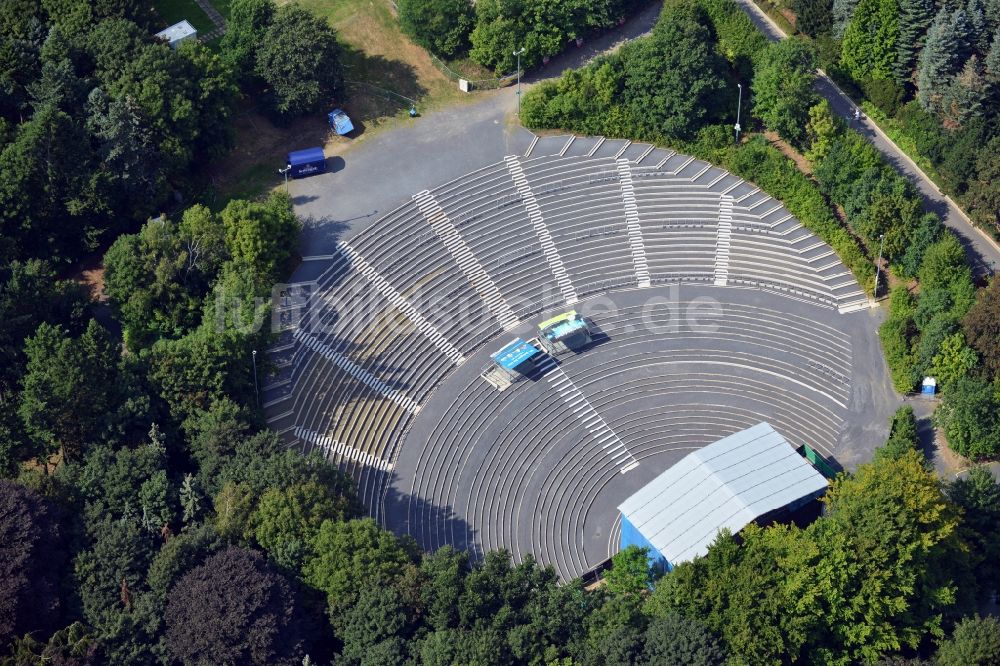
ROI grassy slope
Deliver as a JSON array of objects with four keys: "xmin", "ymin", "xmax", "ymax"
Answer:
[{"xmin": 153, "ymin": 0, "xmax": 215, "ymax": 34}]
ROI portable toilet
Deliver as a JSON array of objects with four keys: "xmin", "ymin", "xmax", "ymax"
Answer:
[
  {"xmin": 154, "ymin": 20, "xmax": 198, "ymax": 49},
  {"xmin": 286, "ymin": 147, "xmax": 327, "ymax": 178},
  {"xmin": 328, "ymin": 109, "xmax": 354, "ymax": 135},
  {"xmin": 921, "ymin": 377, "xmax": 937, "ymax": 396}
]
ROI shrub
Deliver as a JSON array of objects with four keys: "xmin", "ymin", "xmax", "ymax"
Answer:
[
  {"xmin": 935, "ymin": 376, "xmax": 1000, "ymax": 460},
  {"xmin": 398, "ymin": 0, "xmax": 474, "ymax": 59}
]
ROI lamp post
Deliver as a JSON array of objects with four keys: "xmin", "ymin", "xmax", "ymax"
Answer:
[
  {"xmin": 278, "ymin": 165, "xmax": 291, "ymax": 192},
  {"xmin": 514, "ymin": 48, "xmax": 525, "ymax": 115},
  {"xmin": 734, "ymin": 83, "xmax": 743, "ymax": 144},
  {"xmin": 251, "ymin": 349, "xmax": 259, "ymax": 406},
  {"xmin": 873, "ymin": 234, "xmax": 885, "ymax": 301}
]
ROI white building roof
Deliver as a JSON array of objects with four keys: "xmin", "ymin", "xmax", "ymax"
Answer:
[
  {"xmin": 155, "ymin": 20, "xmax": 197, "ymax": 44},
  {"xmin": 617, "ymin": 422, "xmax": 828, "ymax": 565}
]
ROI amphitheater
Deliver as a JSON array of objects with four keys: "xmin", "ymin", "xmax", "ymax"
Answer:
[{"xmin": 264, "ymin": 135, "xmax": 897, "ymax": 581}]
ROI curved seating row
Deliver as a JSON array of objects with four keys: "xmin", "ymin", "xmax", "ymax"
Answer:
[{"xmin": 264, "ymin": 141, "xmax": 866, "ymax": 526}]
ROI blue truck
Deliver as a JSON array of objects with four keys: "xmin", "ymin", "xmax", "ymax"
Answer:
[{"xmin": 286, "ymin": 147, "xmax": 327, "ymax": 179}]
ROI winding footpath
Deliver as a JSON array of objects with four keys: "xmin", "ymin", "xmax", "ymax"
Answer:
[{"xmin": 733, "ymin": 0, "xmax": 1000, "ymax": 276}]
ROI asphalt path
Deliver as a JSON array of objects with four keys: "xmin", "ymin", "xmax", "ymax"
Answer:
[{"xmin": 733, "ymin": 0, "xmax": 1000, "ymax": 276}]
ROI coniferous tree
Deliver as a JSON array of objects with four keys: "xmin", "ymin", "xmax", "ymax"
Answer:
[
  {"xmin": 831, "ymin": 0, "xmax": 860, "ymax": 37},
  {"xmin": 968, "ymin": 0, "xmax": 991, "ymax": 53},
  {"xmin": 940, "ymin": 55, "xmax": 990, "ymax": 128},
  {"xmin": 918, "ymin": 9, "xmax": 967, "ymax": 113},
  {"xmin": 841, "ymin": 0, "xmax": 899, "ymax": 82},
  {"xmin": 986, "ymin": 29, "xmax": 1000, "ymax": 77},
  {"xmin": 895, "ymin": 0, "xmax": 935, "ymax": 85}
]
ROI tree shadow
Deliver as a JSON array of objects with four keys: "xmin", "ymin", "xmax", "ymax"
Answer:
[
  {"xmin": 338, "ymin": 46, "xmax": 427, "ymax": 134},
  {"xmin": 380, "ymin": 469, "xmax": 478, "ymax": 559}
]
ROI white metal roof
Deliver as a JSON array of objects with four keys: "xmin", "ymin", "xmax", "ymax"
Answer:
[
  {"xmin": 155, "ymin": 20, "xmax": 197, "ymax": 44},
  {"xmin": 617, "ymin": 422, "xmax": 828, "ymax": 564}
]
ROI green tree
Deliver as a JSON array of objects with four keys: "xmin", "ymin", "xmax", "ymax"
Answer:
[
  {"xmin": 918, "ymin": 8, "xmax": 968, "ymax": 114},
  {"xmin": 303, "ymin": 518, "xmax": 418, "ymax": 619},
  {"xmin": 810, "ymin": 452, "xmax": 965, "ymax": 661},
  {"xmin": 641, "ymin": 612, "xmax": 726, "ymax": 665},
  {"xmin": 898, "ymin": 213, "xmax": 943, "ymax": 278},
  {"xmin": 72, "ymin": 517, "xmax": 162, "ymax": 664},
  {"xmin": 3, "ymin": 621, "xmax": 98, "ymax": 665},
  {"xmin": 220, "ymin": 0, "xmax": 275, "ymax": 82},
  {"xmin": 255, "ymin": 5, "xmax": 344, "ymax": 119},
  {"xmin": 418, "ymin": 546, "xmax": 469, "ymax": 631},
  {"xmin": 792, "ymin": 0, "xmax": 833, "ymax": 37},
  {"xmin": 930, "ymin": 332, "xmax": 979, "ymax": 389},
  {"xmin": 605, "ymin": 545, "xmax": 652, "ymax": 595},
  {"xmin": 220, "ymin": 192, "xmax": 300, "ymax": 290},
  {"xmin": 936, "ymin": 376, "xmax": 1000, "ymax": 459},
  {"xmin": 895, "ymin": 0, "xmax": 934, "ymax": 84},
  {"xmin": 962, "ymin": 277, "xmax": 1000, "ymax": 379},
  {"xmin": 965, "ymin": 135, "xmax": 1000, "ymax": 233},
  {"xmin": 338, "ymin": 583, "xmax": 412, "ymax": 666},
  {"xmin": 804, "ymin": 99, "xmax": 839, "ymax": 162},
  {"xmin": 936, "ymin": 615, "xmax": 1000, "ymax": 665},
  {"xmin": 75, "ymin": 435, "xmax": 176, "ymax": 533},
  {"xmin": 250, "ymin": 480, "xmax": 352, "ymax": 571},
  {"xmin": 841, "ymin": 0, "xmax": 898, "ymax": 81},
  {"xmin": 0, "ymin": 259, "xmax": 87, "ymax": 399},
  {"xmin": 619, "ymin": 6, "xmax": 728, "ymax": 141},
  {"xmin": 880, "ymin": 286, "xmax": 920, "ymax": 392},
  {"xmin": 103, "ymin": 210, "xmax": 225, "ymax": 348},
  {"xmin": 85, "ymin": 88, "xmax": 163, "ymax": 218},
  {"xmin": 0, "ymin": 105, "xmax": 98, "ymax": 263},
  {"xmin": 947, "ymin": 467, "xmax": 1000, "ymax": 603},
  {"xmin": 874, "ymin": 405, "xmax": 922, "ymax": 463},
  {"xmin": 165, "ymin": 548, "xmax": 308, "ymax": 665},
  {"xmin": 752, "ymin": 39, "xmax": 817, "ymax": 146},
  {"xmin": 940, "ymin": 55, "xmax": 990, "ymax": 129},
  {"xmin": 18, "ymin": 321, "xmax": 119, "ymax": 464},
  {"xmin": 147, "ymin": 326, "xmax": 254, "ymax": 423},
  {"xmin": 831, "ymin": 0, "xmax": 860, "ymax": 37},
  {"xmin": 182, "ymin": 397, "xmax": 252, "ymax": 493},
  {"xmin": 398, "ymin": 0, "xmax": 474, "ymax": 59}
]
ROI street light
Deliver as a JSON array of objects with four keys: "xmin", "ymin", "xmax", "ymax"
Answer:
[
  {"xmin": 251, "ymin": 349, "xmax": 259, "ymax": 406},
  {"xmin": 873, "ymin": 234, "xmax": 885, "ymax": 301},
  {"xmin": 734, "ymin": 83, "xmax": 743, "ymax": 145},
  {"xmin": 513, "ymin": 48, "xmax": 525, "ymax": 115},
  {"xmin": 278, "ymin": 165, "xmax": 291, "ymax": 192}
]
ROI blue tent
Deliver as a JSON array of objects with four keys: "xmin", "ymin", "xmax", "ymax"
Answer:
[{"xmin": 328, "ymin": 109, "xmax": 354, "ymax": 135}]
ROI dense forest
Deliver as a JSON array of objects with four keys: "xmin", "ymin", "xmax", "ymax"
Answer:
[
  {"xmin": 2, "ymin": 0, "xmax": 1000, "ymax": 664},
  {"xmin": 784, "ymin": 0, "xmax": 1000, "ymax": 238}
]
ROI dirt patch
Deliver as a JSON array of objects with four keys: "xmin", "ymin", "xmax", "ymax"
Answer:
[
  {"xmin": 763, "ymin": 131, "xmax": 812, "ymax": 175},
  {"xmin": 66, "ymin": 253, "xmax": 109, "ymax": 302},
  {"xmin": 206, "ymin": 110, "xmax": 331, "ymax": 204}
]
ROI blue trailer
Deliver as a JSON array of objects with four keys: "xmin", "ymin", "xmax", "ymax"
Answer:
[
  {"xmin": 286, "ymin": 147, "xmax": 327, "ymax": 178},
  {"xmin": 328, "ymin": 109, "xmax": 354, "ymax": 135}
]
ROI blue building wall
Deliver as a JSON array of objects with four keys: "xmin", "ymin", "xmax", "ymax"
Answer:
[{"xmin": 620, "ymin": 515, "xmax": 671, "ymax": 574}]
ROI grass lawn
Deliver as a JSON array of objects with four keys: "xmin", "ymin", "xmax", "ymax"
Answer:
[
  {"xmin": 152, "ymin": 0, "xmax": 216, "ymax": 35},
  {"xmin": 213, "ymin": 0, "xmax": 233, "ymax": 20}
]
